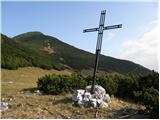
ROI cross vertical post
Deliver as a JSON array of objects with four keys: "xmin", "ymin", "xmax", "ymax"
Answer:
[
  {"xmin": 91, "ymin": 10, "xmax": 106, "ymax": 94},
  {"xmin": 83, "ymin": 10, "xmax": 122, "ymax": 94}
]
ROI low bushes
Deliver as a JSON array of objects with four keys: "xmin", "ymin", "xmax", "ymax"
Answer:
[
  {"xmin": 37, "ymin": 73, "xmax": 88, "ymax": 95},
  {"xmin": 37, "ymin": 72, "xmax": 159, "ymax": 97},
  {"xmin": 134, "ymin": 87, "xmax": 159, "ymax": 118},
  {"xmin": 37, "ymin": 71, "xmax": 159, "ymax": 118}
]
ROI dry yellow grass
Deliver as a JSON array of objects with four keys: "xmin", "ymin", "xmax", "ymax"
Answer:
[
  {"xmin": 1, "ymin": 67, "xmax": 146, "ymax": 119},
  {"xmin": 1, "ymin": 67, "xmax": 71, "ymax": 95}
]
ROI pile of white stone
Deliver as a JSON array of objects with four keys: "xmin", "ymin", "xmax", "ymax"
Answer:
[
  {"xmin": 0, "ymin": 102, "xmax": 9, "ymax": 111},
  {"xmin": 72, "ymin": 85, "xmax": 111, "ymax": 108}
]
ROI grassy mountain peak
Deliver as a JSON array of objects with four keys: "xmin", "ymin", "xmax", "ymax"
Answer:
[
  {"xmin": 1, "ymin": 32, "xmax": 151, "ymax": 75},
  {"xmin": 13, "ymin": 31, "xmax": 44, "ymax": 39}
]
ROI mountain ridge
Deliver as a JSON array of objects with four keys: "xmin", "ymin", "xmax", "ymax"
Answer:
[{"xmin": 1, "ymin": 32, "xmax": 151, "ymax": 75}]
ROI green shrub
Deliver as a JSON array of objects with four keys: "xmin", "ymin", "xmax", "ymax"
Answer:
[
  {"xmin": 37, "ymin": 74, "xmax": 71, "ymax": 95},
  {"xmin": 143, "ymin": 87, "xmax": 159, "ymax": 108},
  {"xmin": 115, "ymin": 76, "xmax": 139, "ymax": 98},
  {"xmin": 37, "ymin": 73, "xmax": 87, "ymax": 95},
  {"xmin": 143, "ymin": 87, "xmax": 159, "ymax": 118},
  {"xmin": 1, "ymin": 55, "xmax": 31, "ymax": 70},
  {"xmin": 70, "ymin": 73, "xmax": 87, "ymax": 89},
  {"xmin": 133, "ymin": 90, "xmax": 143, "ymax": 102},
  {"xmin": 97, "ymin": 75, "xmax": 118, "ymax": 96},
  {"xmin": 133, "ymin": 87, "xmax": 159, "ymax": 118},
  {"xmin": 138, "ymin": 71, "xmax": 159, "ymax": 90}
]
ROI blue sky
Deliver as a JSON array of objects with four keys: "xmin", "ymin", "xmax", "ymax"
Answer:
[{"xmin": 1, "ymin": 1, "xmax": 159, "ymax": 70}]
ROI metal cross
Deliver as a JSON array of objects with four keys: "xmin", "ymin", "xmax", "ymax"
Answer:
[{"xmin": 83, "ymin": 10, "xmax": 122, "ymax": 94}]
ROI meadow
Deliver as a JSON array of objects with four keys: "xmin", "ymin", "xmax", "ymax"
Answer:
[{"xmin": 1, "ymin": 67, "xmax": 147, "ymax": 119}]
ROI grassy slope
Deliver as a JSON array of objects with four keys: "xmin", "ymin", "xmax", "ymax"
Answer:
[
  {"xmin": 1, "ymin": 67, "xmax": 146, "ymax": 119},
  {"xmin": 13, "ymin": 32, "xmax": 150, "ymax": 75},
  {"xmin": 1, "ymin": 67, "xmax": 72, "ymax": 96},
  {"xmin": 1, "ymin": 34, "xmax": 64, "ymax": 70}
]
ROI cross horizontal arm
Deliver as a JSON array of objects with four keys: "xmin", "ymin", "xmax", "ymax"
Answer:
[
  {"xmin": 103, "ymin": 24, "xmax": 122, "ymax": 30},
  {"xmin": 83, "ymin": 28, "xmax": 99, "ymax": 33}
]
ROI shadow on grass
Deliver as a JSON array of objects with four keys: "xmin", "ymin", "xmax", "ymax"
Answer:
[{"xmin": 21, "ymin": 87, "xmax": 38, "ymax": 93}]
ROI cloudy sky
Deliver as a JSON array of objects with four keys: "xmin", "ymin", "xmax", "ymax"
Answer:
[
  {"xmin": 119, "ymin": 22, "xmax": 159, "ymax": 71},
  {"xmin": 1, "ymin": 0, "xmax": 159, "ymax": 71}
]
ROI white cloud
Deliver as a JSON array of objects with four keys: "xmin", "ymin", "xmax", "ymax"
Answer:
[
  {"xmin": 119, "ymin": 25, "xmax": 159, "ymax": 71},
  {"xmin": 137, "ymin": 20, "xmax": 158, "ymax": 33},
  {"xmin": 105, "ymin": 31, "xmax": 115, "ymax": 41}
]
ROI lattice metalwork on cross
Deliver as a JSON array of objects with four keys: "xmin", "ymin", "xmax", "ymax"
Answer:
[{"xmin": 83, "ymin": 10, "xmax": 122, "ymax": 94}]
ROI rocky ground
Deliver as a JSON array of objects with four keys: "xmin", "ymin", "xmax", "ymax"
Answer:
[{"xmin": 1, "ymin": 67, "xmax": 148, "ymax": 119}]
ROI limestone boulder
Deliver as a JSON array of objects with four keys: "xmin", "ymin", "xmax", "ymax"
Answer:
[{"xmin": 72, "ymin": 85, "xmax": 111, "ymax": 108}]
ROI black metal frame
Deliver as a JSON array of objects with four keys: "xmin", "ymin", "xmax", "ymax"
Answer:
[{"xmin": 83, "ymin": 10, "xmax": 122, "ymax": 94}]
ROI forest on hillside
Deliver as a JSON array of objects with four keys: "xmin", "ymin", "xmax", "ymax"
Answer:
[{"xmin": 1, "ymin": 33, "xmax": 150, "ymax": 75}]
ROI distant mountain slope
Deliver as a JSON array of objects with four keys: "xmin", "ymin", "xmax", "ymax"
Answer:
[
  {"xmin": 1, "ymin": 34, "xmax": 64, "ymax": 70},
  {"xmin": 1, "ymin": 32, "xmax": 151, "ymax": 75}
]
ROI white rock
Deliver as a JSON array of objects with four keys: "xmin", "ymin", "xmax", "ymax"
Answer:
[
  {"xmin": 97, "ymin": 99, "xmax": 102, "ymax": 105},
  {"xmin": 72, "ymin": 89, "xmax": 85, "ymax": 104},
  {"xmin": 85, "ymin": 85, "xmax": 92, "ymax": 92},
  {"xmin": 90, "ymin": 98, "xmax": 97, "ymax": 108},
  {"xmin": 0, "ymin": 102, "xmax": 9, "ymax": 110},
  {"xmin": 83, "ymin": 92, "xmax": 92, "ymax": 102},
  {"xmin": 8, "ymin": 81, "xmax": 13, "ymax": 84},
  {"xmin": 34, "ymin": 90, "xmax": 42, "ymax": 94},
  {"xmin": 2, "ymin": 98, "xmax": 5, "ymax": 101},
  {"xmin": 103, "ymin": 94, "xmax": 111, "ymax": 103},
  {"xmin": 72, "ymin": 85, "xmax": 111, "ymax": 108},
  {"xmin": 85, "ymin": 85, "xmax": 106, "ymax": 99},
  {"xmin": 100, "ymin": 101, "xmax": 108, "ymax": 108}
]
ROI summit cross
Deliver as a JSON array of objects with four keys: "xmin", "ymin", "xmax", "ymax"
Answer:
[{"xmin": 83, "ymin": 10, "xmax": 122, "ymax": 94}]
